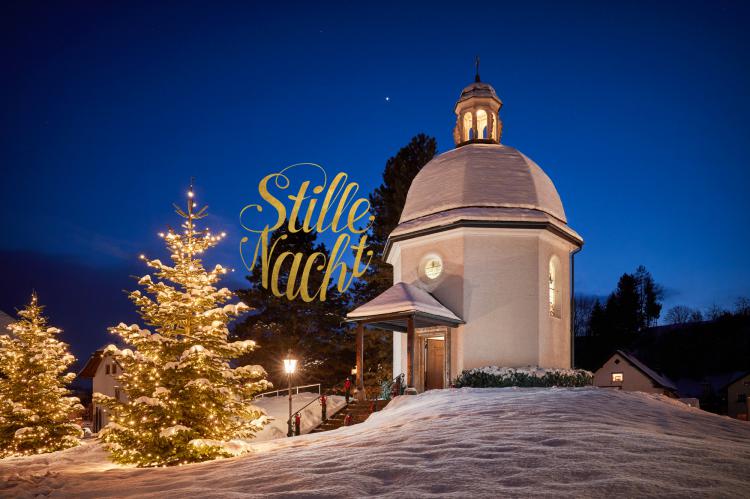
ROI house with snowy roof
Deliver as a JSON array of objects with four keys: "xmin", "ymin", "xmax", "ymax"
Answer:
[
  {"xmin": 347, "ymin": 72, "xmax": 583, "ymax": 395},
  {"xmin": 593, "ymin": 350, "xmax": 678, "ymax": 397},
  {"xmin": 79, "ymin": 347, "xmax": 127, "ymax": 432},
  {"xmin": 724, "ymin": 372, "xmax": 750, "ymax": 420},
  {"xmin": 0, "ymin": 309, "xmax": 14, "ymax": 332}
]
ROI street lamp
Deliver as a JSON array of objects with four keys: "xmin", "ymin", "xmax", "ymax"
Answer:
[{"xmin": 283, "ymin": 350, "xmax": 298, "ymax": 437}]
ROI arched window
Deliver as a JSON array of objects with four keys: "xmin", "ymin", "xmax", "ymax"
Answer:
[
  {"xmin": 476, "ymin": 110, "xmax": 488, "ymax": 139},
  {"xmin": 463, "ymin": 112, "xmax": 473, "ymax": 141},
  {"xmin": 549, "ymin": 257, "xmax": 561, "ymax": 318}
]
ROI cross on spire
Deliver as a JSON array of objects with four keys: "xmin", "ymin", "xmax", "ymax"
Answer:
[{"xmin": 475, "ymin": 56, "xmax": 481, "ymax": 82}]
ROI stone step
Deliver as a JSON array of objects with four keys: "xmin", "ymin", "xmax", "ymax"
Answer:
[{"xmin": 309, "ymin": 399, "xmax": 390, "ymax": 433}]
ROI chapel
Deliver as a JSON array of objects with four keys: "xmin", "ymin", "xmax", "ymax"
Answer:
[{"xmin": 347, "ymin": 73, "xmax": 583, "ymax": 393}]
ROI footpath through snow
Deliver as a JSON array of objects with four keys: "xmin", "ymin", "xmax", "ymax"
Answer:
[{"xmin": 1, "ymin": 387, "xmax": 749, "ymax": 498}]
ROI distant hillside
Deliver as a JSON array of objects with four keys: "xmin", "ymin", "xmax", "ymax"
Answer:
[{"xmin": 575, "ymin": 314, "xmax": 750, "ymax": 379}]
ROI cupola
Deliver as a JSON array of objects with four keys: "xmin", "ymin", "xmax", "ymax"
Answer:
[{"xmin": 452, "ymin": 60, "xmax": 503, "ymax": 146}]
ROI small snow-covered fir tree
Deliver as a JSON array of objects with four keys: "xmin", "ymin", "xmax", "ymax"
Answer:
[
  {"xmin": 97, "ymin": 186, "xmax": 270, "ymax": 467},
  {"xmin": 0, "ymin": 294, "xmax": 83, "ymax": 457}
]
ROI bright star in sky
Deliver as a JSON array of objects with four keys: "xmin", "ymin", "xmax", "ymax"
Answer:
[{"xmin": 385, "ymin": 96, "xmax": 390, "ymax": 101}]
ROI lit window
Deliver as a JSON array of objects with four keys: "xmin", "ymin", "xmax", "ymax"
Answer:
[
  {"xmin": 463, "ymin": 112, "xmax": 473, "ymax": 141},
  {"xmin": 612, "ymin": 372, "xmax": 623, "ymax": 382},
  {"xmin": 476, "ymin": 109, "xmax": 488, "ymax": 139},
  {"xmin": 549, "ymin": 257, "xmax": 561, "ymax": 318}
]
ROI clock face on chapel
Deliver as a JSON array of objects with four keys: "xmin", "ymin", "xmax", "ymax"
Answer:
[{"xmin": 424, "ymin": 257, "xmax": 443, "ymax": 280}]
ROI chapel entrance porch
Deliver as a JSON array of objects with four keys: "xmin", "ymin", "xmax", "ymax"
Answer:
[{"xmin": 346, "ymin": 282, "xmax": 463, "ymax": 397}]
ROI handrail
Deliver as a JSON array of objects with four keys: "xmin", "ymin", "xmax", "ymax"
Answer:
[
  {"xmin": 253, "ymin": 383, "xmax": 321, "ymax": 400},
  {"xmin": 286, "ymin": 395, "xmax": 324, "ymax": 425}
]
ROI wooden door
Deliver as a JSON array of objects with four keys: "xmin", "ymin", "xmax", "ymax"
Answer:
[{"xmin": 425, "ymin": 338, "xmax": 445, "ymax": 390}]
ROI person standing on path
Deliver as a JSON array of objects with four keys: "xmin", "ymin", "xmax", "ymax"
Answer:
[
  {"xmin": 320, "ymin": 394, "xmax": 327, "ymax": 421},
  {"xmin": 344, "ymin": 377, "xmax": 352, "ymax": 404}
]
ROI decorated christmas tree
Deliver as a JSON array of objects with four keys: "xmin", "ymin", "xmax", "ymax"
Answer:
[
  {"xmin": 0, "ymin": 293, "xmax": 83, "ymax": 457},
  {"xmin": 97, "ymin": 186, "xmax": 270, "ymax": 467}
]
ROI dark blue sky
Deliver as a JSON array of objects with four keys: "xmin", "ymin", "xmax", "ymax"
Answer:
[{"xmin": 1, "ymin": 1, "xmax": 749, "ymax": 363}]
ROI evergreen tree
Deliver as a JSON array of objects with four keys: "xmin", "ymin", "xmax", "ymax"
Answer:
[
  {"xmin": 97, "ymin": 188, "xmax": 270, "ymax": 467},
  {"xmin": 0, "ymin": 293, "xmax": 83, "ymax": 457},
  {"xmin": 634, "ymin": 265, "xmax": 663, "ymax": 328},
  {"xmin": 596, "ymin": 267, "xmax": 663, "ymax": 336},
  {"xmin": 355, "ymin": 133, "xmax": 438, "ymax": 302},
  {"xmin": 234, "ymin": 222, "xmax": 352, "ymax": 389},
  {"xmin": 604, "ymin": 273, "xmax": 641, "ymax": 336}
]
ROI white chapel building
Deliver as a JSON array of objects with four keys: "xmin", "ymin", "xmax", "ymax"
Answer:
[{"xmin": 347, "ymin": 74, "xmax": 583, "ymax": 393}]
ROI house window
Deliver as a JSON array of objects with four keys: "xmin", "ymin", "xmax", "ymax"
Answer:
[
  {"xmin": 738, "ymin": 393, "xmax": 747, "ymax": 403},
  {"xmin": 115, "ymin": 387, "xmax": 121, "ymax": 401},
  {"xmin": 611, "ymin": 372, "xmax": 624, "ymax": 383},
  {"xmin": 105, "ymin": 365, "xmax": 110, "ymax": 375},
  {"xmin": 111, "ymin": 364, "xmax": 116, "ymax": 374}
]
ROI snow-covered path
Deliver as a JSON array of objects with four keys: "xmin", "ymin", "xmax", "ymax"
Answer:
[{"xmin": 1, "ymin": 388, "xmax": 749, "ymax": 498}]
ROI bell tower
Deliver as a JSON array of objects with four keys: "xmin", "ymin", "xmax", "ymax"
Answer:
[{"xmin": 453, "ymin": 58, "xmax": 503, "ymax": 146}]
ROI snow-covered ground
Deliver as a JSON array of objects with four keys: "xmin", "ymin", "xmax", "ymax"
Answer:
[
  {"xmin": 253, "ymin": 393, "xmax": 346, "ymax": 441},
  {"xmin": 2, "ymin": 388, "xmax": 749, "ymax": 498}
]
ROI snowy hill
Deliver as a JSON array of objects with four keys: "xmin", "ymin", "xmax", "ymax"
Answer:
[{"xmin": 1, "ymin": 388, "xmax": 749, "ymax": 498}]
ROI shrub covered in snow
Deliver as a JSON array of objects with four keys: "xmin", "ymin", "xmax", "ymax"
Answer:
[{"xmin": 454, "ymin": 366, "xmax": 593, "ymax": 388}]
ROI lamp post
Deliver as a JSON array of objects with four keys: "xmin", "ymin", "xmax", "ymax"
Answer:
[{"xmin": 283, "ymin": 350, "xmax": 298, "ymax": 437}]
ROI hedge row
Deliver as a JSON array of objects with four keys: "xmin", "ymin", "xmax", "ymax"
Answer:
[{"xmin": 454, "ymin": 368, "xmax": 593, "ymax": 388}]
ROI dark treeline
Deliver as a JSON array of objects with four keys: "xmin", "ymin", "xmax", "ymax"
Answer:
[{"xmin": 575, "ymin": 269, "xmax": 750, "ymax": 381}]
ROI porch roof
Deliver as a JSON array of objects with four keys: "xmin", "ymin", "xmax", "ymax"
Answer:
[{"xmin": 346, "ymin": 282, "xmax": 463, "ymax": 331}]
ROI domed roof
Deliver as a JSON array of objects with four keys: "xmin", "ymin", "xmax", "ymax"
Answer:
[
  {"xmin": 399, "ymin": 143, "xmax": 566, "ymax": 224},
  {"xmin": 456, "ymin": 81, "xmax": 501, "ymax": 105}
]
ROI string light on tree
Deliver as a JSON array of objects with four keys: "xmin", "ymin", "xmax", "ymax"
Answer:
[
  {"xmin": 96, "ymin": 183, "xmax": 271, "ymax": 467},
  {"xmin": 0, "ymin": 293, "xmax": 84, "ymax": 457}
]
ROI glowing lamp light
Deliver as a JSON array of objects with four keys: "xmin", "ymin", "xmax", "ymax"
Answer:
[
  {"xmin": 283, "ymin": 350, "xmax": 297, "ymax": 437},
  {"xmin": 187, "ymin": 190, "xmax": 194, "ymax": 198},
  {"xmin": 283, "ymin": 355, "xmax": 298, "ymax": 375}
]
